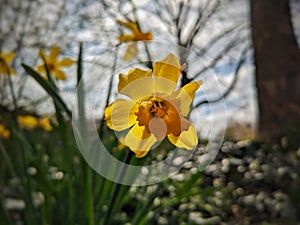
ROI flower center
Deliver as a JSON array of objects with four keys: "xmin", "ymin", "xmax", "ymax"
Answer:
[
  {"xmin": 135, "ymin": 97, "xmax": 182, "ymax": 140},
  {"xmin": 150, "ymin": 99, "xmax": 167, "ymax": 118},
  {"xmin": 48, "ymin": 63, "xmax": 55, "ymax": 71}
]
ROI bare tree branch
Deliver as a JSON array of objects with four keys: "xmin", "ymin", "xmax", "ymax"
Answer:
[
  {"xmin": 191, "ymin": 36, "xmax": 248, "ymax": 80},
  {"xmin": 185, "ymin": 0, "xmax": 221, "ymax": 48},
  {"xmin": 193, "ymin": 43, "xmax": 251, "ymax": 108},
  {"xmin": 192, "ymin": 23, "xmax": 247, "ymax": 57}
]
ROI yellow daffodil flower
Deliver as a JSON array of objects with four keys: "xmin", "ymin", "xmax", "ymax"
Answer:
[
  {"xmin": 38, "ymin": 116, "xmax": 53, "ymax": 131},
  {"xmin": 0, "ymin": 123, "xmax": 10, "ymax": 139},
  {"xmin": 117, "ymin": 20, "xmax": 153, "ymax": 42},
  {"xmin": 18, "ymin": 115, "xmax": 53, "ymax": 131},
  {"xmin": 18, "ymin": 115, "xmax": 38, "ymax": 129},
  {"xmin": 37, "ymin": 46, "xmax": 75, "ymax": 80},
  {"xmin": 0, "ymin": 51, "xmax": 16, "ymax": 75},
  {"xmin": 117, "ymin": 20, "xmax": 153, "ymax": 61},
  {"xmin": 105, "ymin": 53, "xmax": 203, "ymax": 158}
]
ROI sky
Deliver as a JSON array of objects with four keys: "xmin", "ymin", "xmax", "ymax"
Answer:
[{"xmin": 1, "ymin": 0, "xmax": 299, "ymax": 139}]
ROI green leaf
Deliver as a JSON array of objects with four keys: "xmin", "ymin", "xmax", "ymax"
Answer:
[
  {"xmin": 175, "ymin": 171, "xmax": 203, "ymax": 199},
  {"xmin": 21, "ymin": 64, "xmax": 72, "ymax": 119},
  {"xmin": 77, "ymin": 42, "xmax": 83, "ymax": 85},
  {"xmin": 39, "ymin": 53, "xmax": 57, "ymax": 90}
]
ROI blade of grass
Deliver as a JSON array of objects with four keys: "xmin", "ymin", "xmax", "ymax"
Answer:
[
  {"xmin": 102, "ymin": 150, "xmax": 134, "ymax": 225},
  {"xmin": 5, "ymin": 64, "xmax": 18, "ymax": 111},
  {"xmin": 0, "ymin": 200, "xmax": 13, "ymax": 225},
  {"xmin": 34, "ymin": 142, "xmax": 54, "ymax": 225},
  {"xmin": 0, "ymin": 141, "xmax": 17, "ymax": 178},
  {"xmin": 39, "ymin": 51, "xmax": 57, "ymax": 90},
  {"xmin": 12, "ymin": 129, "xmax": 37, "ymax": 225},
  {"xmin": 96, "ymin": 49, "xmax": 119, "ymax": 224},
  {"xmin": 76, "ymin": 42, "xmax": 95, "ymax": 225},
  {"xmin": 38, "ymin": 61, "xmax": 75, "ymax": 225},
  {"xmin": 84, "ymin": 165, "xmax": 95, "ymax": 225},
  {"xmin": 99, "ymin": 49, "xmax": 118, "ymax": 135},
  {"xmin": 131, "ymin": 185, "xmax": 160, "ymax": 225},
  {"xmin": 77, "ymin": 42, "xmax": 83, "ymax": 85},
  {"xmin": 175, "ymin": 170, "xmax": 203, "ymax": 199},
  {"xmin": 21, "ymin": 64, "xmax": 72, "ymax": 119},
  {"xmin": 111, "ymin": 154, "xmax": 147, "ymax": 215}
]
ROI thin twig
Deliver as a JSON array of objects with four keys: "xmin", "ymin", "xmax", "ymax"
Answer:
[
  {"xmin": 194, "ymin": 43, "xmax": 251, "ymax": 108},
  {"xmin": 192, "ymin": 37, "xmax": 247, "ymax": 80}
]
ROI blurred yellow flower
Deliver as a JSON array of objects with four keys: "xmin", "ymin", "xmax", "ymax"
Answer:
[
  {"xmin": 37, "ymin": 46, "xmax": 75, "ymax": 80},
  {"xmin": 38, "ymin": 117, "xmax": 52, "ymax": 131},
  {"xmin": 18, "ymin": 115, "xmax": 37, "ymax": 129},
  {"xmin": 117, "ymin": 141, "xmax": 126, "ymax": 151},
  {"xmin": 0, "ymin": 51, "xmax": 16, "ymax": 75},
  {"xmin": 117, "ymin": 20, "xmax": 153, "ymax": 61},
  {"xmin": 0, "ymin": 123, "xmax": 10, "ymax": 139},
  {"xmin": 18, "ymin": 115, "xmax": 53, "ymax": 131},
  {"xmin": 105, "ymin": 53, "xmax": 202, "ymax": 158}
]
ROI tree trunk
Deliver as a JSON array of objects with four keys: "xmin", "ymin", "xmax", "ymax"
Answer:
[{"xmin": 250, "ymin": 0, "xmax": 300, "ymax": 139}]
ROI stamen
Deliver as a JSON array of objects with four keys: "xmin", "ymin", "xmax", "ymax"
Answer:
[{"xmin": 180, "ymin": 63, "xmax": 186, "ymax": 72}]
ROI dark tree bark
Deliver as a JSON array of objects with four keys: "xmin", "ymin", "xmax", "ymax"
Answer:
[{"xmin": 250, "ymin": 0, "xmax": 300, "ymax": 139}]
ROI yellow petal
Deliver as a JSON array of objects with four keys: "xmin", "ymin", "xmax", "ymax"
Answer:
[
  {"xmin": 50, "ymin": 46, "xmax": 60, "ymax": 61},
  {"xmin": 131, "ymin": 148, "xmax": 150, "ymax": 158},
  {"xmin": 18, "ymin": 115, "xmax": 38, "ymax": 129},
  {"xmin": 118, "ymin": 68, "xmax": 151, "ymax": 91},
  {"xmin": 0, "ymin": 65, "xmax": 4, "ymax": 74},
  {"xmin": 38, "ymin": 49, "xmax": 47, "ymax": 61},
  {"xmin": 174, "ymin": 80, "xmax": 203, "ymax": 116},
  {"xmin": 154, "ymin": 76, "xmax": 178, "ymax": 95},
  {"xmin": 38, "ymin": 117, "xmax": 52, "ymax": 131},
  {"xmin": 36, "ymin": 64, "xmax": 46, "ymax": 73},
  {"xmin": 118, "ymin": 69, "xmax": 154, "ymax": 100},
  {"xmin": 0, "ymin": 61, "xmax": 15, "ymax": 75},
  {"xmin": 124, "ymin": 124, "xmax": 157, "ymax": 154},
  {"xmin": 53, "ymin": 70, "xmax": 66, "ymax": 80},
  {"xmin": 117, "ymin": 34, "xmax": 135, "ymax": 42},
  {"xmin": 58, "ymin": 58, "xmax": 75, "ymax": 67},
  {"xmin": 167, "ymin": 123, "xmax": 198, "ymax": 150},
  {"xmin": 9, "ymin": 67, "xmax": 16, "ymax": 75},
  {"xmin": 117, "ymin": 20, "xmax": 140, "ymax": 33},
  {"xmin": 105, "ymin": 99, "xmax": 138, "ymax": 131},
  {"xmin": 134, "ymin": 32, "xmax": 153, "ymax": 41},
  {"xmin": 123, "ymin": 43, "xmax": 137, "ymax": 61},
  {"xmin": 0, "ymin": 124, "xmax": 10, "ymax": 138},
  {"xmin": 153, "ymin": 53, "xmax": 181, "ymax": 86},
  {"xmin": 1, "ymin": 130, "xmax": 10, "ymax": 138},
  {"xmin": 1, "ymin": 52, "xmax": 15, "ymax": 64}
]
